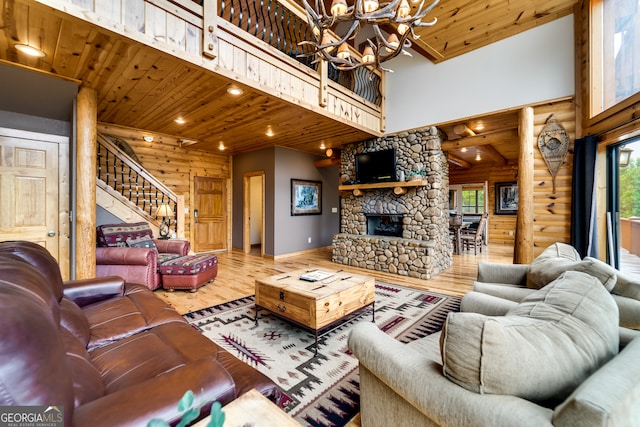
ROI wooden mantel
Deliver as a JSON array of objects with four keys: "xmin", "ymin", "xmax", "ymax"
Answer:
[{"xmin": 338, "ymin": 180, "xmax": 429, "ymax": 196}]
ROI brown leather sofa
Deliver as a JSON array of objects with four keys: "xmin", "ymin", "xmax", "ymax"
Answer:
[{"xmin": 0, "ymin": 241, "xmax": 281, "ymax": 427}]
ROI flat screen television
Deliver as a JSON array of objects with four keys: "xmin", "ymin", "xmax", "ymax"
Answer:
[{"xmin": 355, "ymin": 149, "xmax": 397, "ymax": 183}]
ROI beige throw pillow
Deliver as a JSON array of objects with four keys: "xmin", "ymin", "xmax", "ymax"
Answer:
[
  {"xmin": 441, "ymin": 271, "xmax": 619, "ymax": 403},
  {"xmin": 526, "ymin": 243, "xmax": 617, "ymax": 291}
]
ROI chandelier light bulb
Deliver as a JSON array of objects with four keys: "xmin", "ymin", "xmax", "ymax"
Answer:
[
  {"xmin": 362, "ymin": 46, "xmax": 375, "ymax": 63},
  {"xmin": 330, "ymin": 0, "xmax": 348, "ymax": 16},
  {"xmin": 397, "ymin": 0, "xmax": 411, "ymax": 18},
  {"xmin": 397, "ymin": 23, "xmax": 410, "ymax": 35},
  {"xmin": 386, "ymin": 33, "xmax": 400, "ymax": 52},
  {"xmin": 337, "ymin": 43, "xmax": 351, "ymax": 59},
  {"xmin": 363, "ymin": 0, "xmax": 379, "ymax": 13},
  {"xmin": 321, "ymin": 35, "xmax": 335, "ymax": 53}
]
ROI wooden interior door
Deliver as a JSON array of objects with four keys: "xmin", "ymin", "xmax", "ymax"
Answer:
[
  {"xmin": 0, "ymin": 130, "xmax": 60, "ymax": 258},
  {"xmin": 193, "ymin": 176, "xmax": 227, "ymax": 252}
]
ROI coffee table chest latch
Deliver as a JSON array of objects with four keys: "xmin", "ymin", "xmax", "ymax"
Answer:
[
  {"xmin": 277, "ymin": 304, "xmax": 286, "ymax": 312},
  {"xmin": 280, "ymin": 291, "xmax": 285, "ymax": 301}
]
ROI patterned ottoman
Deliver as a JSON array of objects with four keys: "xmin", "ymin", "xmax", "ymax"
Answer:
[{"xmin": 158, "ymin": 253, "xmax": 218, "ymax": 292}]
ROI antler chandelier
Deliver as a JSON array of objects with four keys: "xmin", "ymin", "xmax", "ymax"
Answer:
[{"xmin": 299, "ymin": 0, "xmax": 439, "ymax": 72}]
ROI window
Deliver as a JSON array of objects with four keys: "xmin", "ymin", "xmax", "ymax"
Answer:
[
  {"xmin": 461, "ymin": 189, "xmax": 484, "ymax": 214},
  {"xmin": 606, "ymin": 138, "xmax": 640, "ymax": 271},
  {"xmin": 601, "ymin": 0, "xmax": 640, "ymax": 111}
]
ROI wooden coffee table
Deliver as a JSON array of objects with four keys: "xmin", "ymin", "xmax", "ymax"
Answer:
[
  {"xmin": 255, "ymin": 268, "xmax": 375, "ymax": 354},
  {"xmin": 192, "ymin": 389, "xmax": 301, "ymax": 426}
]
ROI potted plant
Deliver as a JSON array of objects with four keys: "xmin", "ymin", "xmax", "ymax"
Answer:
[{"xmin": 407, "ymin": 168, "xmax": 426, "ymax": 181}]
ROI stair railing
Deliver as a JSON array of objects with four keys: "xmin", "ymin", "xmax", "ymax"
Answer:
[{"xmin": 96, "ymin": 133, "xmax": 184, "ymax": 237}]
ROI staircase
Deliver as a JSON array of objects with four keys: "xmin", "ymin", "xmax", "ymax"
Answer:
[{"xmin": 96, "ymin": 133, "xmax": 185, "ymax": 238}]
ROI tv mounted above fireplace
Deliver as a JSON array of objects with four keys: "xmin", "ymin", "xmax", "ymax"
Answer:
[{"xmin": 355, "ymin": 148, "xmax": 396, "ymax": 183}]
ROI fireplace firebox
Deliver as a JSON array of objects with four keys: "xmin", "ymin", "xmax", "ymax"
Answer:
[{"xmin": 366, "ymin": 214, "xmax": 403, "ymax": 237}]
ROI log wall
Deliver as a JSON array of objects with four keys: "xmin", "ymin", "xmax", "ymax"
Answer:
[{"xmin": 450, "ymin": 98, "xmax": 575, "ymax": 257}]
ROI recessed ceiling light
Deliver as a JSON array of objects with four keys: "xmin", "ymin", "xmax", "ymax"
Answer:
[
  {"xmin": 320, "ymin": 143, "xmax": 326, "ymax": 150},
  {"xmin": 460, "ymin": 147, "xmax": 467, "ymax": 152},
  {"xmin": 175, "ymin": 117, "xmax": 186, "ymax": 125},
  {"xmin": 218, "ymin": 141, "xmax": 226, "ymax": 151},
  {"xmin": 14, "ymin": 43, "xmax": 45, "ymax": 58},
  {"xmin": 475, "ymin": 153, "xmax": 481, "ymax": 161},
  {"xmin": 227, "ymin": 86, "xmax": 243, "ymax": 96},
  {"xmin": 265, "ymin": 126, "xmax": 275, "ymax": 137},
  {"xmin": 143, "ymin": 135, "xmax": 154, "ymax": 142}
]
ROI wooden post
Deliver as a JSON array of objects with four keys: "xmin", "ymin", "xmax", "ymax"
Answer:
[
  {"xmin": 319, "ymin": 59, "xmax": 328, "ymax": 107},
  {"xmin": 203, "ymin": 0, "xmax": 218, "ymax": 59},
  {"xmin": 76, "ymin": 87, "xmax": 98, "ymax": 279},
  {"xmin": 515, "ymin": 107, "xmax": 534, "ymax": 264}
]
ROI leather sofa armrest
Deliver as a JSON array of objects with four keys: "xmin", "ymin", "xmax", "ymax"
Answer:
[
  {"xmin": 72, "ymin": 359, "xmax": 235, "ymax": 427},
  {"xmin": 154, "ymin": 239, "xmax": 190, "ymax": 255},
  {"xmin": 63, "ymin": 276, "xmax": 125, "ymax": 307},
  {"xmin": 477, "ymin": 261, "xmax": 530, "ymax": 285},
  {"xmin": 96, "ymin": 246, "xmax": 158, "ymax": 265}
]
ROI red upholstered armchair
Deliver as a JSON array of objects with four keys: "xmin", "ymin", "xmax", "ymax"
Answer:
[
  {"xmin": 96, "ymin": 222, "xmax": 218, "ymax": 292},
  {"xmin": 96, "ymin": 222, "xmax": 189, "ymax": 290}
]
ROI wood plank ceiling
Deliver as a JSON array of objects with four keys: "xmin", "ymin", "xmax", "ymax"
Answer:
[{"xmin": 0, "ymin": 0, "xmax": 577, "ymax": 164}]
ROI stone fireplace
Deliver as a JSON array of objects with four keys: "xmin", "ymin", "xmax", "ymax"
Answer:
[{"xmin": 332, "ymin": 127, "xmax": 452, "ymax": 279}]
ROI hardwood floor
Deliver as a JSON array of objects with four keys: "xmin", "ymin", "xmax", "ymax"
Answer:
[
  {"xmin": 155, "ymin": 242, "xmax": 515, "ymax": 315},
  {"xmin": 154, "ymin": 242, "xmax": 515, "ymax": 427}
]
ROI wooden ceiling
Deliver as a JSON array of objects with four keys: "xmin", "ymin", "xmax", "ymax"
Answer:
[{"xmin": 0, "ymin": 0, "xmax": 576, "ymax": 159}]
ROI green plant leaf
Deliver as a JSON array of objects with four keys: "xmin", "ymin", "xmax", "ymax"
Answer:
[
  {"xmin": 207, "ymin": 402, "xmax": 225, "ymax": 427},
  {"xmin": 146, "ymin": 420, "xmax": 170, "ymax": 427},
  {"xmin": 177, "ymin": 390, "xmax": 196, "ymax": 412},
  {"xmin": 177, "ymin": 407, "xmax": 201, "ymax": 427}
]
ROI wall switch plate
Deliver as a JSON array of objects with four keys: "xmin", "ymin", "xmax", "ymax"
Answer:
[
  {"xmin": 331, "ymin": 207, "xmax": 338, "ymax": 213},
  {"xmin": 184, "ymin": 207, "xmax": 189, "ymax": 214},
  {"xmin": 308, "ymin": 237, "xmax": 312, "ymax": 243}
]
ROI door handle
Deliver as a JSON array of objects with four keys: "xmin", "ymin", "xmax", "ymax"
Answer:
[{"xmin": 47, "ymin": 231, "xmax": 56, "ymax": 237}]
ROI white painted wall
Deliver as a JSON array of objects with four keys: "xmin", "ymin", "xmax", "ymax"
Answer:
[{"xmin": 385, "ymin": 14, "xmax": 575, "ymax": 133}]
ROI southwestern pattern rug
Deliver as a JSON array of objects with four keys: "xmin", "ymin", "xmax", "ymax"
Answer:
[{"xmin": 184, "ymin": 282, "xmax": 461, "ymax": 427}]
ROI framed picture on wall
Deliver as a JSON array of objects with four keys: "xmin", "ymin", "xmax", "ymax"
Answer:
[
  {"xmin": 495, "ymin": 181, "xmax": 518, "ymax": 215},
  {"xmin": 291, "ymin": 179, "xmax": 322, "ymax": 215}
]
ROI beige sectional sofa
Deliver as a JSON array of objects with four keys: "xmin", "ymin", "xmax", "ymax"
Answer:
[{"xmin": 348, "ymin": 243, "xmax": 640, "ymax": 426}]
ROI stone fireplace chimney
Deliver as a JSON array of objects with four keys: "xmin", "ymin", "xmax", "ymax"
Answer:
[{"xmin": 332, "ymin": 127, "xmax": 452, "ymax": 279}]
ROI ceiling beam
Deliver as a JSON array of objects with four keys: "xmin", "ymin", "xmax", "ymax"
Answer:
[
  {"xmin": 441, "ymin": 129, "xmax": 518, "ymax": 150},
  {"xmin": 447, "ymin": 154, "xmax": 472, "ymax": 169},
  {"xmin": 479, "ymin": 144, "xmax": 508, "ymax": 165}
]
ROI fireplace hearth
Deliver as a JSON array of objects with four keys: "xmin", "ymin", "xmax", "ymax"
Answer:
[{"xmin": 366, "ymin": 214, "xmax": 403, "ymax": 237}]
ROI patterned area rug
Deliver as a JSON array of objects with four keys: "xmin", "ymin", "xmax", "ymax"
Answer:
[{"xmin": 184, "ymin": 282, "xmax": 460, "ymax": 427}]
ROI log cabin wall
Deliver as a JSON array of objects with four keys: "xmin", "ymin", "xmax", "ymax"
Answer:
[
  {"xmin": 96, "ymin": 123, "xmax": 231, "ymax": 243},
  {"xmin": 450, "ymin": 98, "xmax": 576, "ymax": 256}
]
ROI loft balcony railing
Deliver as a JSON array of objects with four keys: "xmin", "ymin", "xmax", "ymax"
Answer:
[
  {"xmin": 209, "ymin": 0, "xmax": 382, "ymax": 106},
  {"xmin": 43, "ymin": 0, "xmax": 384, "ymax": 131},
  {"xmin": 96, "ymin": 133, "xmax": 184, "ymax": 237}
]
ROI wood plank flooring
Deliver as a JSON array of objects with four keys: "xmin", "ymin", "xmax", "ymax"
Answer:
[
  {"xmin": 155, "ymin": 242, "xmax": 515, "ymax": 315},
  {"xmin": 154, "ymin": 242, "xmax": 515, "ymax": 427}
]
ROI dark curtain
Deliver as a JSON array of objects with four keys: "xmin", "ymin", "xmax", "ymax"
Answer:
[{"xmin": 570, "ymin": 134, "xmax": 599, "ymax": 258}]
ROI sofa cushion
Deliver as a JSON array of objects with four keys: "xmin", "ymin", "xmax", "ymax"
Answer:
[
  {"xmin": 612, "ymin": 269, "xmax": 640, "ymax": 300},
  {"xmin": 97, "ymin": 222, "xmax": 154, "ymax": 247},
  {"xmin": 126, "ymin": 236, "xmax": 158, "ymax": 251},
  {"xmin": 441, "ymin": 271, "xmax": 619, "ymax": 404},
  {"xmin": 158, "ymin": 253, "xmax": 218, "ymax": 276},
  {"xmin": 526, "ymin": 243, "xmax": 617, "ymax": 291}
]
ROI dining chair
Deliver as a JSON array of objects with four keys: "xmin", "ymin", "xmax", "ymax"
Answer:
[{"xmin": 461, "ymin": 213, "xmax": 487, "ymax": 255}]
